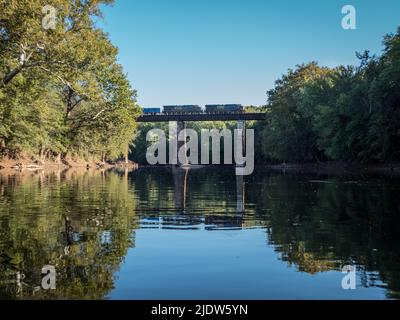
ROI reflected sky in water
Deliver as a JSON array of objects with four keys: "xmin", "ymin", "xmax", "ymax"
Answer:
[{"xmin": 0, "ymin": 166, "xmax": 399, "ymax": 299}]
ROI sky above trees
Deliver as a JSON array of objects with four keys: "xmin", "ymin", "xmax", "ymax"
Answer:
[{"xmin": 98, "ymin": 0, "xmax": 400, "ymax": 107}]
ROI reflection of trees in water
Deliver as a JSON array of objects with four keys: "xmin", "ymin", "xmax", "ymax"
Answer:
[
  {"xmin": 2, "ymin": 168, "xmax": 398, "ymax": 299},
  {"xmin": 252, "ymin": 173, "xmax": 400, "ymax": 298},
  {"xmin": 0, "ymin": 170, "xmax": 138, "ymax": 299}
]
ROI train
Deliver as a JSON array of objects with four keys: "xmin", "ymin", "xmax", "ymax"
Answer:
[
  {"xmin": 163, "ymin": 105, "xmax": 202, "ymax": 114},
  {"xmin": 205, "ymin": 104, "xmax": 243, "ymax": 114},
  {"xmin": 142, "ymin": 104, "xmax": 243, "ymax": 115},
  {"xmin": 142, "ymin": 107, "xmax": 161, "ymax": 115}
]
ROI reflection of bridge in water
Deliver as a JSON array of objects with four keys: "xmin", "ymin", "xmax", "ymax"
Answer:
[
  {"xmin": 172, "ymin": 166, "xmax": 245, "ymax": 214},
  {"xmin": 139, "ymin": 167, "xmax": 251, "ymax": 231}
]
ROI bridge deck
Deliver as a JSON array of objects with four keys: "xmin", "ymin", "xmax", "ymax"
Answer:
[{"xmin": 137, "ymin": 113, "xmax": 266, "ymax": 122}]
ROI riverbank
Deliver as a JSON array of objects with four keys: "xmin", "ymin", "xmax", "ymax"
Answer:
[
  {"xmin": 257, "ymin": 162, "xmax": 400, "ymax": 177},
  {"xmin": 0, "ymin": 156, "xmax": 138, "ymax": 172},
  {"xmin": 1, "ymin": 158, "xmax": 399, "ymax": 177}
]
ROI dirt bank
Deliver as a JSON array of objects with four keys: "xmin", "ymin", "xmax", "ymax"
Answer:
[{"xmin": 0, "ymin": 156, "xmax": 138, "ymax": 172}]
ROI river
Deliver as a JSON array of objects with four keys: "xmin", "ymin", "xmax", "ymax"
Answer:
[{"xmin": 0, "ymin": 166, "xmax": 399, "ymax": 299}]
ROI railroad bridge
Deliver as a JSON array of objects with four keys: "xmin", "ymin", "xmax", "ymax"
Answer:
[
  {"xmin": 137, "ymin": 112, "xmax": 266, "ymax": 168},
  {"xmin": 136, "ymin": 111, "xmax": 263, "ymax": 213}
]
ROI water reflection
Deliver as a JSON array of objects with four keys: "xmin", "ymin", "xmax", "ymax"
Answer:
[
  {"xmin": 0, "ymin": 166, "xmax": 399, "ymax": 299},
  {"xmin": 0, "ymin": 169, "xmax": 138, "ymax": 299},
  {"xmin": 251, "ymin": 171, "xmax": 400, "ymax": 298}
]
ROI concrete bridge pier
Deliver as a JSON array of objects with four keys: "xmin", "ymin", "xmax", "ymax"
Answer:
[
  {"xmin": 236, "ymin": 120, "xmax": 246, "ymax": 168},
  {"xmin": 238, "ymin": 120, "xmax": 246, "ymax": 149},
  {"xmin": 177, "ymin": 121, "xmax": 188, "ymax": 166},
  {"xmin": 169, "ymin": 121, "xmax": 187, "ymax": 167}
]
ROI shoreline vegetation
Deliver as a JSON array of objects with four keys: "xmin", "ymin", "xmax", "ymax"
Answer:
[
  {"xmin": 1, "ymin": 160, "xmax": 399, "ymax": 179},
  {"xmin": 0, "ymin": 155, "xmax": 138, "ymax": 171},
  {"xmin": 251, "ymin": 27, "xmax": 400, "ymax": 165},
  {"xmin": 1, "ymin": 1, "xmax": 141, "ymax": 168},
  {"xmin": 131, "ymin": 27, "xmax": 400, "ymax": 167},
  {"xmin": 1, "ymin": 1, "xmax": 399, "ymax": 170}
]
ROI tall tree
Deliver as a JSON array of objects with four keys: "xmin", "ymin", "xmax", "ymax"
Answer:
[{"xmin": 0, "ymin": 0, "xmax": 140, "ymax": 162}]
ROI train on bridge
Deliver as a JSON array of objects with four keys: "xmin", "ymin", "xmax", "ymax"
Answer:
[{"xmin": 142, "ymin": 104, "xmax": 244, "ymax": 115}]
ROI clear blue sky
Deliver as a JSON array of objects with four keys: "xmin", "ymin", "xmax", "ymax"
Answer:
[{"xmin": 97, "ymin": 0, "xmax": 400, "ymax": 107}]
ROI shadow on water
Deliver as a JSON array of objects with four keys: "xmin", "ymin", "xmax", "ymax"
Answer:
[{"xmin": 0, "ymin": 166, "xmax": 399, "ymax": 299}]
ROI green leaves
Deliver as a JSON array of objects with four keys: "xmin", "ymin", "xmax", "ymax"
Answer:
[
  {"xmin": 260, "ymin": 28, "xmax": 400, "ymax": 163},
  {"xmin": 261, "ymin": 63, "xmax": 329, "ymax": 162},
  {"xmin": 0, "ymin": 0, "xmax": 140, "ymax": 162}
]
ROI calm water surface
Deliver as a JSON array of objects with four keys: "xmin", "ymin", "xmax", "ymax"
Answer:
[{"xmin": 0, "ymin": 166, "xmax": 399, "ymax": 299}]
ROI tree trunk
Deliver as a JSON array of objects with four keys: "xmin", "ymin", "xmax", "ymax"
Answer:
[
  {"xmin": 124, "ymin": 145, "xmax": 129, "ymax": 164},
  {"xmin": 65, "ymin": 88, "xmax": 75, "ymax": 118},
  {"xmin": 2, "ymin": 66, "xmax": 23, "ymax": 85}
]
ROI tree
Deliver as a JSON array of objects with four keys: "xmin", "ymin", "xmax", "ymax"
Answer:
[
  {"xmin": 259, "ymin": 27, "xmax": 400, "ymax": 163},
  {"xmin": 0, "ymin": 0, "xmax": 140, "ymax": 163},
  {"xmin": 261, "ymin": 62, "xmax": 329, "ymax": 162}
]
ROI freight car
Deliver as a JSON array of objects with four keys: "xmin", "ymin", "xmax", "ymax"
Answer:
[
  {"xmin": 205, "ymin": 104, "xmax": 243, "ymax": 114},
  {"xmin": 142, "ymin": 107, "xmax": 161, "ymax": 114},
  {"xmin": 162, "ymin": 105, "xmax": 202, "ymax": 114}
]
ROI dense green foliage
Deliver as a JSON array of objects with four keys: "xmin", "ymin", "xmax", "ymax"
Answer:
[
  {"xmin": 3, "ymin": 1, "xmax": 397, "ymax": 165},
  {"xmin": 0, "ymin": 0, "xmax": 140, "ymax": 162},
  {"xmin": 260, "ymin": 28, "xmax": 400, "ymax": 163}
]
